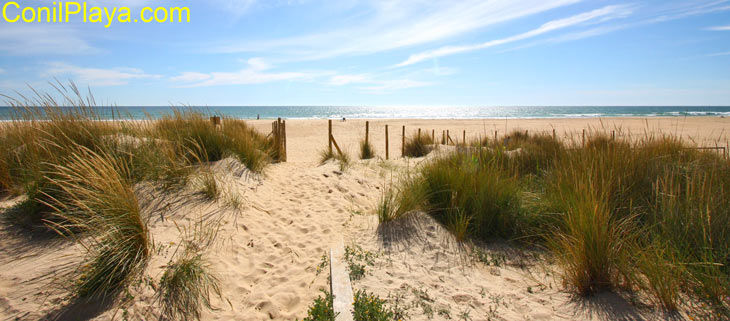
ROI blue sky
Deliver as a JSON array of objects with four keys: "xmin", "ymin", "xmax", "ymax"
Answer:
[{"xmin": 0, "ymin": 0, "xmax": 729, "ymax": 106}]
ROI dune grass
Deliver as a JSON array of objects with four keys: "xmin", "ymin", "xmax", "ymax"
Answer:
[
  {"xmin": 359, "ymin": 138, "xmax": 375, "ymax": 160},
  {"xmin": 403, "ymin": 131, "xmax": 434, "ymax": 158},
  {"xmin": 42, "ymin": 145, "xmax": 150, "ymax": 299},
  {"xmin": 0, "ymin": 84, "xmax": 270, "ymax": 312},
  {"xmin": 379, "ymin": 130, "xmax": 730, "ymax": 313},
  {"xmin": 153, "ymin": 110, "xmax": 272, "ymax": 172},
  {"xmin": 158, "ymin": 221, "xmax": 221, "ymax": 321},
  {"xmin": 319, "ymin": 148, "xmax": 351, "ymax": 171}
]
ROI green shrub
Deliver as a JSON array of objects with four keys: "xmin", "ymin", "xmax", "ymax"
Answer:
[
  {"xmin": 359, "ymin": 138, "xmax": 375, "ymax": 160},
  {"xmin": 301, "ymin": 290, "xmax": 336, "ymax": 321}
]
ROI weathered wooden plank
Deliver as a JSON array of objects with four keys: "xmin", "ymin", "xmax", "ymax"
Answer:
[{"xmin": 330, "ymin": 239, "xmax": 354, "ymax": 321}]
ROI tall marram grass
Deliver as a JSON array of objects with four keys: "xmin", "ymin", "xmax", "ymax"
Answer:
[
  {"xmin": 153, "ymin": 110, "xmax": 272, "ymax": 172},
  {"xmin": 380, "ymin": 130, "xmax": 730, "ymax": 314},
  {"xmin": 1, "ymin": 86, "xmax": 120, "ymax": 225},
  {"xmin": 43, "ymin": 145, "xmax": 150, "ymax": 299},
  {"xmin": 403, "ymin": 131, "xmax": 434, "ymax": 157}
]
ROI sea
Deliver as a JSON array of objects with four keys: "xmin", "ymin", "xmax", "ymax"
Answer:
[{"xmin": 1, "ymin": 106, "xmax": 730, "ymax": 120}]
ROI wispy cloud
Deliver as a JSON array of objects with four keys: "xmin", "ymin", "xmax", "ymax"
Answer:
[
  {"xmin": 44, "ymin": 62, "xmax": 159, "ymax": 86},
  {"xmin": 212, "ymin": 0, "xmax": 580, "ymax": 60},
  {"xmin": 326, "ymin": 73, "xmax": 433, "ymax": 92},
  {"xmin": 707, "ymin": 51, "xmax": 730, "ymax": 56},
  {"xmin": 396, "ymin": 4, "xmax": 634, "ymax": 67},
  {"xmin": 171, "ymin": 58, "xmax": 324, "ymax": 87},
  {"xmin": 359, "ymin": 79, "xmax": 433, "ymax": 92},
  {"xmin": 706, "ymin": 25, "xmax": 730, "ymax": 30},
  {"xmin": 0, "ymin": 25, "xmax": 97, "ymax": 55}
]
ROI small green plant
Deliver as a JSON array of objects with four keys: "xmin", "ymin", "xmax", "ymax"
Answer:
[
  {"xmin": 458, "ymin": 308, "xmax": 472, "ymax": 321},
  {"xmin": 315, "ymin": 252, "xmax": 329, "ymax": 276},
  {"xmin": 360, "ymin": 138, "xmax": 375, "ymax": 160},
  {"xmin": 301, "ymin": 290, "xmax": 336, "ymax": 321},
  {"xmin": 353, "ymin": 290, "xmax": 395, "ymax": 321},
  {"xmin": 437, "ymin": 306, "xmax": 452, "ymax": 319},
  {"xmin": 344, "ymin": 245, "xmax": 377, "ymax": 281}
]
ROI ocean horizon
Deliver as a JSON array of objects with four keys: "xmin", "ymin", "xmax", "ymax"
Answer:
[{"xmin": 1, "ymin": 106, "xmax": 730, "ymax": 120}]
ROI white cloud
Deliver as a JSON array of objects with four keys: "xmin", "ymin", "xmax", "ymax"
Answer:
[
  {"xmin": 706, "ymin": 25, "xmax": 730, "ymax": 30},
  {"xmin": 0, "ymin": 25, "xmax": 96, "ymax": 55},
  {"xmin": 325, "ymin": 73, "xmax": 433, "ymax": 93},
  {"xmin": 171, "ymin": 58, "xmax": 322, "ymax": 87},
  {"xmin": 359, "ymin": 79, "xmax": 433, "ymax": 92},
  {"xmin": 707, "ymin": 51, "xmax": 730, "ymax": 56},
  {"xmin": 396, "ymin": 4, "xmax": 634, "ymax": 67},
  {"xmin": 212, "ymin": 0, "xmax": 580, "ymax": 60},
  {"xmin": 328, "ymin": 74, "xmax": 371, "ymax": 86},
  {"xmin": 44, "ymin": 62, "xmax": 159, "ymax": 86}
]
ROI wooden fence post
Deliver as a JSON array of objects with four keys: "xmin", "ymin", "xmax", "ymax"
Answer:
[
  {"xmin": 612, "ymin": 130, "xmax": 615, "ymax": 141},
  {"xmin": 281, "ymin": 120, "xmax": 287, "ymax": 162},
  {"xmin": 402, "ymin": 125, "xmax": 406, "ymax": 157},
  {"xmin": 553, "ymin": 129, "xmax": 556, "ymax": 140},
  {"xmin": 446, "ymin": 130, "xmax": 450, "ymax": 145},
  {"xmin": 274, "ymin": 119, "xmax": 281, "ymax": 161},
  {"xmin": 365, "ymin": 121, "xmax": 369, "ymax": 145},
  {"xmin": 582, "ymin": 129, "xmax": 586, "ymax": 148},
  {"xmin": 418, "ymin": 128, "xmax": 421, "ymax": 140},
  {"xmin": 463, "ymin": 130, "xmax": 466, "ymax": 145},
  {"xmin": 442, "ymin": 130, "xmax": 445, "ymax": 144},
  {"xmin": 432, "ymin": 129, "xmax": 435, "ymax": 143},
  {"xmin": 329, "ymin": 119, "xmax": 333, "ymax": 154},
  {"xmin": 385, "ymin": 125, "xmax": 389, "ymax": 160},
  {"xmin": 494, "ymin": 130, "xmax": 497, "ymax": 143}
]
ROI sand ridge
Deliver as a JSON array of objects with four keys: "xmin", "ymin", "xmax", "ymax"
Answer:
[{"xmin": 2, "ymin": 117, "xmax": 719, "ymax": 320}]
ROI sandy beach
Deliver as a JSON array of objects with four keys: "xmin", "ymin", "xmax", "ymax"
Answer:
[{"xmin": 1, "ymin": 116, "xmax": 728, "ymax": 320}]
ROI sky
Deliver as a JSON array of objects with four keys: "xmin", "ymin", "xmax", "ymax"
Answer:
[{"xmin": 0, "ymin": 0, "xmax": 729, "ymax": 106}]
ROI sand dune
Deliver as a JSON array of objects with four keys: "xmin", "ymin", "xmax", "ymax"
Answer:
[{"xmin": 3, "ymin": 117, "xmax": 724, "ymax": 320}]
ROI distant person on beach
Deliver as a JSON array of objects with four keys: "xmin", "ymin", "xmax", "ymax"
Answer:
[
  {"xmin": 342, "ymin": 117, "xmax": 346, "ymax": 122},
  {"xmin": 257, "ymin": 114, "xmax": 260, "ymax": 120}
]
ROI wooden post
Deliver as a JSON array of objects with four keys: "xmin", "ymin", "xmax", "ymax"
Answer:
[
  {"xmin": 273, "ymin": 120, "xmax": 280, "ymax": 161},
  {"xmin": 329, "ymin": 119, "xmax": 333, "ymax": 154},
  {"xmin": 442, "ymin": 130, "xmax": 445, "ymax": 144},
  {"xmin": 277, "ymin": 118, "xmax": 283, "ymax": 161},
  {"xmin": 432, "ymin": 129, "xmax": 435, "ymax": 143},
  {"xmin": 446, "ymin": 130, "xmax": 450, "ymax": 146},
  {"xmin": 385, "ymin": 125, "xmax": 389, "ymax": 160},
  {"xmin": 402, "ymin": 125, "xmax": 406, "ymax": 157},
  {"xmin": 418, "ymin": 128, "xmax": 421, "ymax": 140},
  {"xmin": 365, "ymin": 121, "xmax": 369, "ymax": 145},
  {"xmin": 582, "ymin": 129, "xmax": 586, "ymax": 148},
  {"xmin": 281, "ymin": 120, "xmax": 287, "ymax": 162},
  {"xmin": 553, "ymin": 129, "xmax": 556, "ymax": 140},
  {"xmin": 463, "ymin": 130, "xmax": 466, "ymax": 145},
  {"xmin": 612, "ymin": 130, "xmax": 615, "ymax": 141},
  {"xmin": 494, "ymin": 130, "xmax": 497, "ymax": 143}
]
